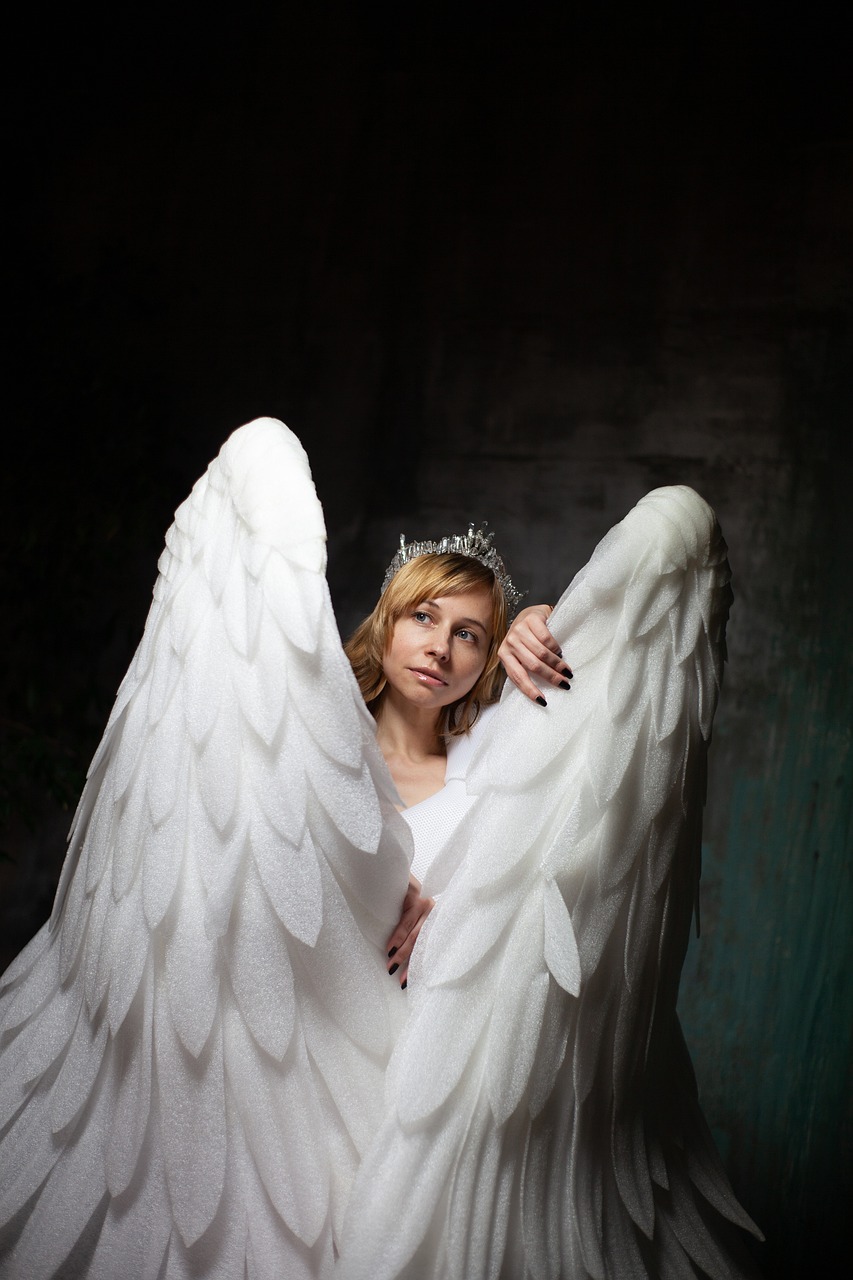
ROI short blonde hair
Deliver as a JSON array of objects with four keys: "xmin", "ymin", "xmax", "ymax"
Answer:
[{"xmin": 345, "ymin": 553, "xmax": 508, "ymax": 736}]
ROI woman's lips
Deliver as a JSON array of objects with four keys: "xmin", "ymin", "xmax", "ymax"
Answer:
[{"xmin": 410, "ymin": 667, "xmax": 448, "ymax": 687}]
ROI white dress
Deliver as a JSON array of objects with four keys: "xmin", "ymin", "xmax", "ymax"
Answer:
[
  {"xmin": 0, "ymin": 419, "xmax": 762, "ymax": 1280},
  {"xmin": 403, "ymin": 704, "xmax": 498, "ymax": 884}
]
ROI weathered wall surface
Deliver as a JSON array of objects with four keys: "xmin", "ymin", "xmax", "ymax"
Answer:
[{"xmin": 3, "ymin": 7, "xmax": 850, "ymax": 1275}]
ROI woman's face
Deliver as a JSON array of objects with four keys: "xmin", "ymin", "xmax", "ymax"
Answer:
[{"xmin": 382, "ymin": 588, "xmax": 494, "ymax": 713}]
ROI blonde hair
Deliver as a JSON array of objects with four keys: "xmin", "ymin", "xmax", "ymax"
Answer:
[{"xmin": 345, "ymin": 553, "xmax": 508, "ymax": 737}]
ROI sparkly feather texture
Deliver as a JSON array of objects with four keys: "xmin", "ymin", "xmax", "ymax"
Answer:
[{"xmin": 0, "ymin": 421, "xmax": 760, "ymax": 1279}]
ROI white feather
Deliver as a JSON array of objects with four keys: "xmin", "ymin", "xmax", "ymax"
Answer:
[
  {"xmin": 542, "ymin": 873, "xmax": 582, "ymax": 995},
  {"xmin": 224, "ymin": 1005, "xmax": 328, "ymax": 1244},
  {"xmin": 105, "ymin": 962, "xmax": 153, "ymax": 1196},
  {"xmin": 155, "ymin": 996, "xmax": 226, "ymax": 1247},
  {"xmin": 49, "ymin": 1002, "xmax": 109, "ymax": 1133},
  {"xmin": 227, "ymin": 861, "xmax": 296, "ymax": 1061},
  {"xmin": 251, "ymin": 816, "xmax": 324, "ymax": 948}
]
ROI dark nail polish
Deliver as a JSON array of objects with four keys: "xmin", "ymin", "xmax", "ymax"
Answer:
[
  {"xmin": 387, "ymin": 947, "xmax": 397, "ymax": 958},
  {"xmin": 536, "ymin": 696, "xmax": 547, "ymax": 707},
  {"xmin": 559, "ymin": 681, "xmax": 571, "ymax": 691},
  {"xmin": 557, "ymin": 648, "xmax": 563, "ymax": 658},
  {"xmin": 389, "ymin": 963, "xmax": 399, "ymax": 976},
  {"xmin": 401, "ymin": 980, "xmax": 407, "ymax": 989},
  {"xmin": 562, "ymin": 667, "xmax": 573, "ymax": 678}
]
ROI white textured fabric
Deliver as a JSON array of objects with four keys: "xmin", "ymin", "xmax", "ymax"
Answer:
[
  {"xmin": 404, "ymin": 704, "xmax": 497, "ymax": 884},
  {"xmin": 0, "ymin": 421, "xmax": 761, "ymax": 1280}
]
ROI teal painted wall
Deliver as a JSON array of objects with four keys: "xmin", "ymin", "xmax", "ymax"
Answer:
[{"xmin": 681, "ymin": 452, "xmax": 852, "ymax": 1275}]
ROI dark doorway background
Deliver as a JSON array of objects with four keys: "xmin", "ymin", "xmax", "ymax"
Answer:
[{"xmin": 2, "ymin": 4, "xmax": 851, "ymax": 1276}]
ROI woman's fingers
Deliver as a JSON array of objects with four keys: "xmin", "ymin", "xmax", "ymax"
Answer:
[
  {"xmin": 500, "ymin": 653, "xmax": 550, "ymax": 704},
  {"xmin": 386, "ymin": 876, "xmax": 434, "ymax": 987},
  {"xmin": 390, "ymin": 911, "xmax": 430, "ymax": 987},
  {"xmin": 387, "ymin": 910, "xmax": 430, "ymax": 985},
  {"xmin": 385, "ymin": 881, "xmax": 430, "ymax": 953},
  {"xmin": 499, "ymin": 604, "xmax": 573, "ymax": 703}
]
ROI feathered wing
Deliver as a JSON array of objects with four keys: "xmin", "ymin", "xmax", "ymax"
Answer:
[
  {"xmin": 0, "ymin": 418, "xmax": 411, "ymax": 1280},
  {"xmin": 337, "ymin": 485, "xmax": 761, "ymax": 1280}
]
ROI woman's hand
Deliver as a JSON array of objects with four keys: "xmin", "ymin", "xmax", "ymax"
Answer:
[
  {"xmin": 386, "ymin": 874, "xmax": 435, "ymax": 988},
  {"xmin": 498, "ymin": 604, "xmax": 572, "ymax": 705}
]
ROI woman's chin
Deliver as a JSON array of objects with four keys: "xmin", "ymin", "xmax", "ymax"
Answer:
[{"xmin": 391, "ymin": 678, "xmax": 458, "ymax": 713}]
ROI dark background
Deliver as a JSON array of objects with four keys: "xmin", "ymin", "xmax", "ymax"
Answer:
[{"xmin": 2, "ymin": 4, "xmax": 851, "ymax": 1275}]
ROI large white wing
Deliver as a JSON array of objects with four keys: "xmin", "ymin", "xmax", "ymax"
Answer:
[
  {"xmin": 338, "ymin": 486, "xmax": 761, "ymax": 1279},
  {"xmin": 0, "ymin": 419, "xmax": 411, "ymax": 1280}
]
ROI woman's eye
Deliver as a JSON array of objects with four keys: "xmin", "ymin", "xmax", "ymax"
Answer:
[
  {"xmin": 457, "ymin": 629, "xmax": 477, "ymax": 643},
  {"xmin": 413, "ymin": 611, "xmax": 430, "ymax": 623}
]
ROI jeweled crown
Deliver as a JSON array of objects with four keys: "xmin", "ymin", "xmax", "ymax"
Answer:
[{"xmin": 381, "ymin": 523, "xmax": 525, "ymax": 617}]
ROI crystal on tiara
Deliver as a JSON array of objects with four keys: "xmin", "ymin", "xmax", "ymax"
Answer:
[{"xmin": 380, "ymin": 523, "xmax": 525, "ymax": 617}]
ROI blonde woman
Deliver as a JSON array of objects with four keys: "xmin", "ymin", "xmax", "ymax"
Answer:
[{"xmin": 344, "ymin": 546, "xmax": 571, "ymax": 986}]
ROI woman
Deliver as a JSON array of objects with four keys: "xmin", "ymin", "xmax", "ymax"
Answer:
[{"xmin": 344, "ymin": 542, "xmax": 573, "ymax": 988}]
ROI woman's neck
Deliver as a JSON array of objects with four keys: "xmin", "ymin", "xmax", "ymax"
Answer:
[
  {"xmin": 374, "ymin": 690, "xmax": 444, "ymax": 762},
  {"xmin": 375, "ymin": 692, "xmax": 448, "ymax": 808}
]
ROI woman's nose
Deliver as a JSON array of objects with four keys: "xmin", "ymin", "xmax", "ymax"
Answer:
[{"xmin": 428, "ymin": 631, "xmax": 450, "ymax": 661}]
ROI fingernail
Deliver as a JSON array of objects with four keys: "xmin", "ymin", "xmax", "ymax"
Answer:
[
  {"xmin": 401, "ymin": 980, "xmax": 407, "ymax": 990},
  {"xmin": 559, "ymin": 681, "xmax": 571, "ymax": 691},
  {"xmin": 536, "ymin": 696, "xmax": 547, "ymax": 707},
  {"xmin": 388, "ymin": 947, "xmax": 397, "ymax": 958},
  {"xmin": 557, "ymin": 647, "xmax": 563, "ymax": 658},
  {"xmin": 389, "ymin": 963, "xmax": 399, "ymax": 976},
  {"xmin": 562, "ymin": 667, "xmax": 573, "ymax": 678}
]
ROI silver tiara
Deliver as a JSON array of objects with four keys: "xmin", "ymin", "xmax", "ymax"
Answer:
[{"xmin": 380, "ymin": 523, "xmax": 525, "ymax": 617}]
